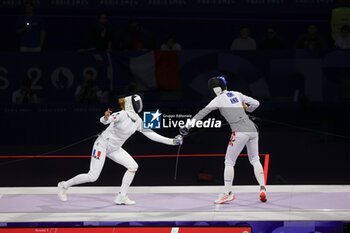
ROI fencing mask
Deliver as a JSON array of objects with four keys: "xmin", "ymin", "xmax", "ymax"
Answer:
[
  {"xmin": 124, "ymin": 94, "xmax": 143, "ymax": 121},
  {"xmin": 208, "ymin": 75, "xmax": 227, "ymax": 97}
]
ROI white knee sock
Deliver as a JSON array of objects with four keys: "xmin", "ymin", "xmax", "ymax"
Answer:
[
  {"xmin": 64, "ymin": 172, "xmax": 96, "ymax": 189},
  {"xmin": 120, "ymin": 171, "xmax": 136, "ymax": 196},
  {"xmin": 224, "ymin": 165, "xmax": 234, "ymax": 194},
  {"xmin": 64, "ymin": 174, "xmax": 88, "ymax": 189},
  {"xmin": 253, "ymin": 162, "xmax": 265, "ymax": 186}
]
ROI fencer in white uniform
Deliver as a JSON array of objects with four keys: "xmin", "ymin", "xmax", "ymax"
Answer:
[
  {"xmin": 180, "ymin": 76, "xmax": 267, "ymax": 204},
  {"xmin": 58, "ymin": 94, "xmax": 183, "ymax": 205}
]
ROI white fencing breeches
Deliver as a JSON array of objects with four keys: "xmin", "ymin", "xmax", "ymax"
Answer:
[
  {"xmin": 225, "ymin": 131, "xmax": 260, "ymax": 166},
  {"xmin": 224, "ymin": 131, "xmax": 265, "ymax": 187},
  {"xmin": 64, "ymin": 138, "xmax": 138, "ymax": 188}
]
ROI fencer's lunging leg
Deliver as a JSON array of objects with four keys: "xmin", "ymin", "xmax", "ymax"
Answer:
[
  {"xmin": 64, "ymin": 170, "xmax": 99, "ymax": 188},
  {"xmin": 64, "ymin": 143, "xmax": 106, "ymax": 188},
  {"xmin": 57, "ymin": 140, "xmax": 106, "ymax": 201}
]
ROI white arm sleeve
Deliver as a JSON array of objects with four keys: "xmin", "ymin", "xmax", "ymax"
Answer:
[
  {"xmin": 192, "ymin": 97, "xmax": 219, "ymax": 122},
  {"xmin": 141, "ymin": 130, "xmax": 174, "ymax": 145},
  {"xmin": 100, "ymin": 116, "xmax": 112, "ymax": 125},
  {"xmin": 241, "ymin": 93, "xmax": 260, "ymax": 112},
  {"xmin": 100, "ymin": 112, "xmax": 121, "ymax": 125}
]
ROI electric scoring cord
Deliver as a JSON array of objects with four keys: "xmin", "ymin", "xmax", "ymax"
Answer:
[
  {"xmin": 173, "ymin": 142, "xmax": 183, "ymax": 180},
  {"xmin": 249, "ymin": 115, "xmax": 350, "ymax": 140},
  {"xmin": 172, "ymin": 123, "xmax": 230, "ymax": 180},
  {"xmin": 0, "ymin": 134, "xmax": 98, "ymax": 167}
]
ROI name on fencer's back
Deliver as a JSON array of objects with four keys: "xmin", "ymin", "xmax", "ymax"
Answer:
[{"xmin": 163, "ymin": 118, "xmax": 222, "ymax": 128}]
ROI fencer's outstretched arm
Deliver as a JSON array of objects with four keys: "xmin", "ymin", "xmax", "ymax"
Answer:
[
  {"xmin": 192, "ymin": 97, "xmax": 219, "ymax": 122},
  {"xmin": 179, "ymin": 97, "xmax": 219, "ymax": 135},
  {"xmin": 141, "ymin": 130, "xmax": 177, "ymax": 145},
  {"xmin": 137, "ymin": 116, "xmax": 181, "ymax": 145},
  {"xmin": 241, "ymin": 93, "xmax": 260, "ymax": 112}
]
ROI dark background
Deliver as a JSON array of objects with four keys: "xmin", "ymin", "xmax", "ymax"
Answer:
[{"xmin": 0, "ymin": 0, "xmax": 350, "ymax": 187}]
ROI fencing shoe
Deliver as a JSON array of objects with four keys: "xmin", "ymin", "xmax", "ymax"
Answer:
[
  {"xmin": 260, "ymin": 186, "xmax": 267, "ymax": 202},
  {"xmin": 57, "ymin": 181, "xmax": 67, "ymax": 202},
  {"xmin": 214, "ymin": 191, "xmax": 235, "ymax": 204},
  {"xmin": 115, "ymin": 193, "xmax": 136, "ymax": 205}
]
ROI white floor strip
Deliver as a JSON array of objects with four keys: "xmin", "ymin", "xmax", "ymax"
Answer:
[
  {"xmin": 1, "ymin": 185, "xmax": 350, "ymax": 222},
  {"xmin": 1, "ymin": 185, "xmax": 350, "ymax": 195},
  {"xmin": 1, "ymin": 211, "xmax": 350, "ymax": 222}
]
